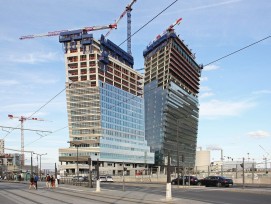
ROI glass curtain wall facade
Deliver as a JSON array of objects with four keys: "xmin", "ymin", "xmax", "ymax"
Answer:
[
  {"xmin": 143, "ymin": 31, "xmax": 202, "ymax": 169},
  {"xmin": 58, "ymin": 31, "xmax": 154, "ymax": 175},
  {"xmin": 100, "ymin": 82, "xmax": 154, "ymax": 164}
]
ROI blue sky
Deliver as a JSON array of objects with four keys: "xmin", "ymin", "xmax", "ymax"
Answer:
[{"xmin": 0, "ymin": 0, "xmax": 270, "ymax": 169}]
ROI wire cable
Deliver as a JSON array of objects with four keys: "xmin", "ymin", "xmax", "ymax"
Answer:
[
  {"xmin": 25, "ymin": 126, "xmax": 68, "ymax": 147},
  {"xmin": 2, "ymin": 87, "xmax": 66, "ymax": 139},
  {"xmin": 4, "ymin": 0, "xmax": 270, "ymax": 145},
  {"xmin": 204, "ymin": 35, "xmax": 271, "ymax": 67},
  {"xmin": 11, "ymin": 34, "xmax": 271, "ymax": 146},
  {"xmin": 118, "ymin": 0, "xmax": 179, "ymax": 47},
  {"xmin": 1, "ymin": 1, "xmax": 179, "ymax": 141}
]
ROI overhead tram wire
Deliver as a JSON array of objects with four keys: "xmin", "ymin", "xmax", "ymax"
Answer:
[
  {"xmin": 204, "ymin": 35, "xmax": 271, "ymax": 67},
  {"xmin": 2, "ymin": 87, "xmax": 67, "ymax": 139},
  {"xmin": 23, "ymin": 34, "xmax": 271, "ymax": 146},
  {"xmin": 24, "ymin": 126, "xmax": 68, "ymax": 147},
  {"xmin": 118, "ymin": 0, "xmax": 179, "ymax": 47},
  {"xmin": 2, "ymin": 1, "xmax": 179, "ymax": 141},
  {"xmin": 9, "ymin": 0, "xmax": 270, "ymax": 144}
]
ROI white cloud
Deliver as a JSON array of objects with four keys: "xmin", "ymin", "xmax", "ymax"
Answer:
[
  {"xmin": 200, "ymin": 86, "xmax": 211, "ymax": 91},
  {"xmin": 206, "ymin": 145, "xmax": 222, "ymax": 151},
  {"xmin": 200, "ymin": 76, "xmax": 208, "ymax": 82},
  {"xmin": 252, "ymin": 90, "xmax": 271, "ymax": 95},
  {"xmin": 183, "ymin": 0, "xmax": 243, "ymax": 12},
  {"xmin": 204, "ymin": 64, "xmax": 220, "ymax": 71},
  {"xmin": 0, "ymin": 100, "xmax": 65, "ymax": 115},
  {"xmin": 0, "ymin": 80, "xmax": 19, "ymax": 86},
  {"xmin": 7, "ymin": 52, "xmax": 61, "ymax": 64},
  {"xmin": 200, "ymin": 92, "xmax": 214, "ymax": 99},
  {"xmin": 199, "ymin": 99, "xmax": 255, "ymax": 118},
  {"xmin": 247, "ymin": 130, "xmax": 271, "ymax": 138}
]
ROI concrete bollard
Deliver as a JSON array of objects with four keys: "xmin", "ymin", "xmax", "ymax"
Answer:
[
  {"xmin": 166, "ymin": 183, "xmax": 172, "ymax": 200},
  {"xmin": 96, "ymin": 180, "xmax": 101, "ymax": 192}
]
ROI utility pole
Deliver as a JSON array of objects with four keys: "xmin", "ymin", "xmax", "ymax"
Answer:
[
  {"xmin": 39, "ymin": 153, "xmax": 47, "ymax": 179},
  {"xmin": 36, "ymin": 154, "xmax": 38, "ymax": 174},
  {"xmin": 242, "ymin": 157, "xmax": 245, "ymax": 189},
  {"xmin": 96, "ymin": 159, "xmax": 100, "ymax": 192},
  {"xmin": 30, "ymin": 152, "xmax": 33, "ymax": 178},
  {"xmin": 263, "ymin": 157, "xmax": 268, "ymax": 173},
  {"xmin": 176, "ymin": 119, "xmax": 180, "ymax": 187},
  {"xmin": 221, "ymin": 149, "xmax": 223, "ymax": 176},
  {"xmin": 122, "ymin": 161, "xmax": 125, "ymax": 192},
  {"xmin": 166, "ymin": 152, "xmax": 172, "ymax": 200},
  {"xmin": 33, "ymin": 153, "xmax": 47, "ymax": 179},
  {"xmin": 55, "ymin": 163, "xmax": 57, "ymax": 181},
  {"xmin": 88, "ymin": 158, "xmax": 93, "ymax": 188}
]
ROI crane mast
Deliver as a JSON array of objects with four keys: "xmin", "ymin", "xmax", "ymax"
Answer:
[
  {"xmin": 8, "ymin": 114, "xmax": 45, "ymax": 168},
  {"xmin": 105, "ymin": 0, "xmax": 137, "ymax": 55}
]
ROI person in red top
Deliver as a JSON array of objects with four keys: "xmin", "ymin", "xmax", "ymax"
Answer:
[
  {"xmin": 29, "ymin": 177, "xmax": 36, "ymax": 190},
  {"xmin": 51, "ymin": 175, "xmax": 55, "ymax": 188}
]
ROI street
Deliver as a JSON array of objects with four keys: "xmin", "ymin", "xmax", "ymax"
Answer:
[{"xmin": 0, "ymin": 181, "xmax": 271, "ymax": 204}]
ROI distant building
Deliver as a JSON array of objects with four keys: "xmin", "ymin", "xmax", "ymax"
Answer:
[
  {"xmin": 58, "ymin": 32, "xmax": 154, "ymax": 176},
  {"xmin": 0, "ymin": 153, "xmax": 21, "ymax": 175},
  {"xmin": 195, "ymin": 150, "xmax": 210, "ymax": 172},
  {"xmin": 143, "ymin": 29, "xmax": 202, "ymax": 168},
  {"xmin": 0, "ymin": 139, "xmax": 4, "ymax": 154}
]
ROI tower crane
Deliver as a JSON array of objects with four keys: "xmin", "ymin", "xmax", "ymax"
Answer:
[
  {"xmin": 152, "ymin": 18, "xmax": 182, "ymax": 42},
  {"xmin": 105, "ymin": 0, "xmax": 137, "ymax": 55},
  {"xmin": 8, "ymin": 114, "xmax": 45, "ymax": 167},
  {"xmin": 19, "ymin": 23, "xmax": 117, "ymax": 40}
]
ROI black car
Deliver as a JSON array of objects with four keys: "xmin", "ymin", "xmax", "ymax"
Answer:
[
  {"xmin": 198, "ymin": 176, "xmax": 233, "ymax": 187},
  {"xmin": 171, "ymin": 176, "xmax": 199, "ymax": 185}
]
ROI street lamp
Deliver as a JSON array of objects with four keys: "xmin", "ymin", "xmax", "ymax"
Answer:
[{"xmin": 33, "ymin": 153, "xmax": 47, "ymax": 179}]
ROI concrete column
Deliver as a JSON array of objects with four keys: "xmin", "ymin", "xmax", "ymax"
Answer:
[
  {"xmin": 96, "ymin": 180, "xmax": 100, "ymax": 192},
  {"xmin": 166, "ymin": 183, "xmax": 172, "ymax": 200}
]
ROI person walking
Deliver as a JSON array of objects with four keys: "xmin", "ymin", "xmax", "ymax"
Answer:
[
  {"xmin": 57, "ymin": 174, "xmax": 61, "ymax": 185},
  {"xmin": 46, "ymin": 174, "xmax": 51, "ymax": 189},
  {"xmin": 51, "ymin": 175, "xmax": 55, "ymax": 189},
  {"xmin": 34, "ymin": 174, "xmax": 39, "ymax": 190},
  {"xmin": 29, "ymin": 177, "xmax": 36, "ymax": 190}
]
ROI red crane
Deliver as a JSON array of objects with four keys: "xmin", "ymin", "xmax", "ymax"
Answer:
[
  {"xmin": 19, "ymin": 23, "xmax": 117, "ymax": 40},
  {"xmin": 153, "ymin": 18, "xmax": 182, "ymax": 41},
  {"xmin": 8, "ymin": 114, "xmax": 45, "ymax": 167}
]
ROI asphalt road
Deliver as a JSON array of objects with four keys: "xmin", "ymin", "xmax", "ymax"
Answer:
[{"xmin": 0, "ymin": 181, "xmax": 271, "ymax": 204}]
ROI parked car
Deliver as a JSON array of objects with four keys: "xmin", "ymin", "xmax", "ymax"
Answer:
[
  {"xmin": 198, "ymin": 176, "xmax": 233, "ymax": 187},
  {"xmin": 105, "ymin": 176, "xmax": 113, "ymax": 182},
  {"xmin": 96, "ymin": 175, "xmax": 114, "ymax": 182},
  {"xmin": 71, "ymin": 176, "xmax": 84, "ymax": 182},
  {"xmin": 171, "ymin": 176, "xmax": 199, "ymax": 185}
]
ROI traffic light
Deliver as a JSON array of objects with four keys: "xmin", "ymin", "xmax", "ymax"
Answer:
[
  {"xmin": 124, "ymin": 167, "xmax": 127, "ymax": 171},
  {"xmin": 240, "ymin": 163, "xmax": 244, "ymax": 168}
]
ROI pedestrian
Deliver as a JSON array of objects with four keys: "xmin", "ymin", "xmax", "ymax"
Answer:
[
  {"xmin": 57, "ymin": 174, "xmax": 61, "ymax": 185},
  {"xmin": 51, "ymin": 175, "xmax": 55, "ymax": 188},
  {"xmin": 46, "ymin": 174, "xmax": 51, "ymax": 189},
  {"xmin": 34, "ymin": 174, "xmax": 39, "ymax": 190},
  {"xmin": 29, "ymin": 177, "xmax": 36, "ymax": 190}
]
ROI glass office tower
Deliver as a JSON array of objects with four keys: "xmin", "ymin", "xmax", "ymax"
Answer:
[
  {"xmin": 58, "ymin": 31, "xmax": 154, "ymax": 176},
  {"xmin": 143, "ymin": 30, "xmax": 202, "ymax": 169}
]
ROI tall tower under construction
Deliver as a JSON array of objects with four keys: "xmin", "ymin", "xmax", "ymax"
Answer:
[
  {"xmin": 58, "ymin": 31, "xmax": 154, "ymax": 176},
  {"xmin": 143, "ymin": 27, "xmax": 202, "ymax": 168}
]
